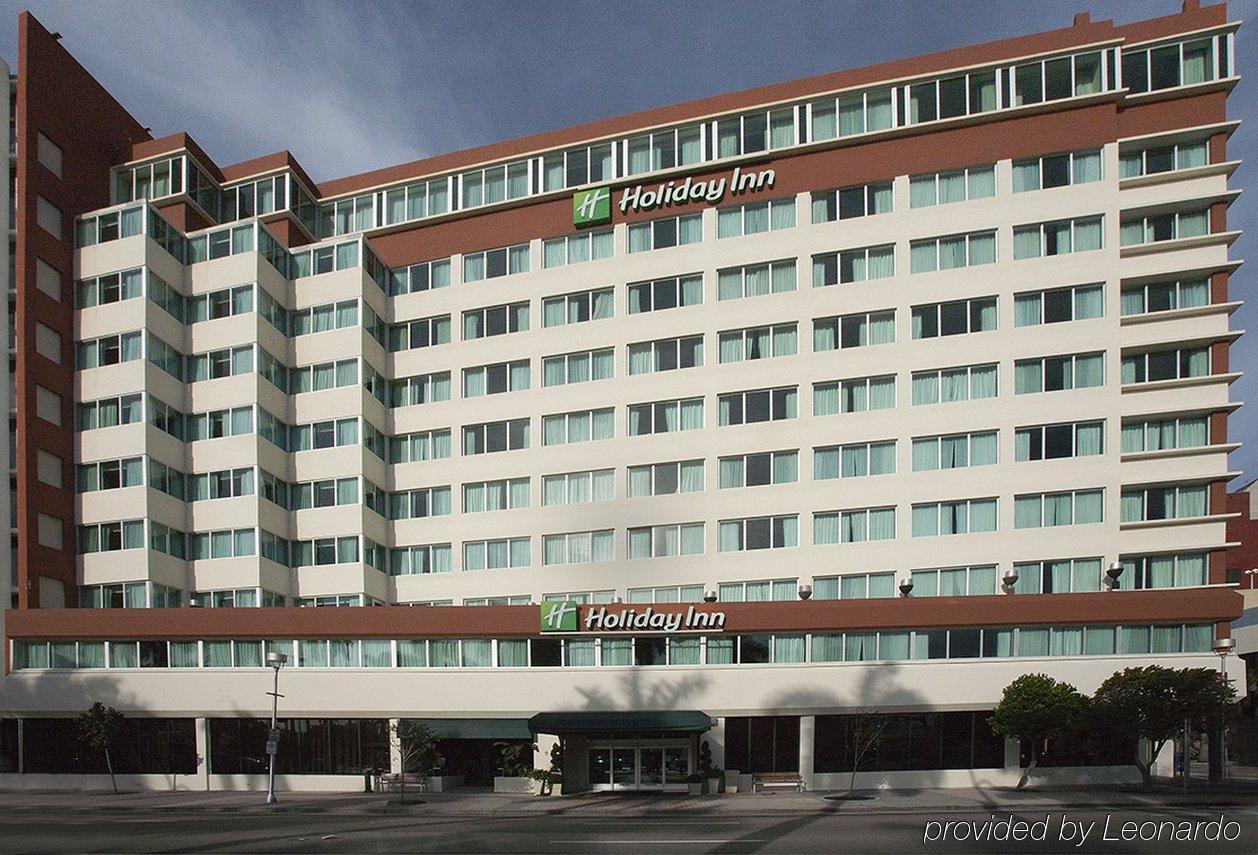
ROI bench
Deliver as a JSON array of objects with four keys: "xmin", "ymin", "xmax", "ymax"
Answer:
[
  {"xmin": 377, "ymin": 772, "xmax": 428, "ymax": 793},
  {"xmin": 754, "ymin": 772, "xmax": 804, "ymax": 793}
]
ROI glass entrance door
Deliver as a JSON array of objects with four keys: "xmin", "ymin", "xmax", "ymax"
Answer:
[
  {"xmin": 589, "ymin": 740, "xmax": 692, "ymax": 791},
  {"xmin": 638, "ymin": 747, "xmax": 664, "ymax": 789},
  {"xmin": 611, "ymin": 748, "xmax": 637, "ymax": 788}
]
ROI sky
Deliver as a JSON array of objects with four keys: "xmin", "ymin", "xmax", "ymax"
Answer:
[{"xmin": 0, "ymin": 0, "xmax": 1254, "ymax": 485}]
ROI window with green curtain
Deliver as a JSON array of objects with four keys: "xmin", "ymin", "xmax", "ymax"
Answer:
[
  {"xmin": 110, "ymin": 642, "xmax": 138, "ymax": 668},
  {"xmin": 1014, "ymin": 495, "xmax": 1042, "ymax": 529},
  {"xmin": 497, "ymin": 639, "xmax": 528, "ymax": 667},
  {"xmin": 773, "ymin": 635, "xmax": 805, "ymax": 663},
  {"xmin": 911, "ymin": 504, "xmax": 938, "ymax": 537},
  {"xmin": 398, "ymin": 639, "xmax": 427, "ymax": 667},
  {"xmin": 869, "ymin": 509, "xmax": 895, "ymax": 541},
  {"xmin": 813, "ymin": 513, "xmax": 839, "ymax": 545},
  {"xmin": 1013, "ymin": 226, "xmax": 1041, "ymax": 258},
  {"xmin": 362, "ymin": 640, "xmax": 392, "ymax": 667},
  {"xmin": 1183, "ymin": 624, "xmax": 1212, "ymax": 652},
  {"xmin": 911, "ymin": 570, "xmax": 939, "ymax": 596},
  {"xmin": 1151, "ymin": 625, "xmax": 1181, "ymax": 654},
  {"xmin": 1072, "ymin": 559, "xmax": 1102, "ymax": 592},
  {"xmin": 1051, "ymin": 627, "xmax": 1083, "ymax": 656},
  {"xmin": 812, "ymin": 634, "xmax": 843, "ymax": 662},
  {"xmin": 170, "ymin": 641, "xmax": 199, "ymax": 668},
  {"xmin": 429, "ymin": 639, "xmax": 458, "ymax": 667},
  {"xmin": 1074, "ymin": 490, "xmax": 1103, "ymax": 523},
  {"xmin": 601, "ymin": 638, "xmax": 633, "ymax": 666},
  {"xmin": 844, "ymin": 632, "xmax": 876, "ymax": 661},
  {"xmin": 1122, "ymin": 626, "xmax": 1151, "ymax": 654},
  {"xmin": 878, "ymin": 631, "xmax": 910, "ymax": 660},
  {"xmin": 705, "ymin": 637, "xmax": 735, "ymax": 665},
  {"xmin": 565, "ymin": 639, "xmax": 595, "ymax": 666},
  {"xmin": 1018, "ymin": 628, "xmax": 1049, "ymax": 657}
]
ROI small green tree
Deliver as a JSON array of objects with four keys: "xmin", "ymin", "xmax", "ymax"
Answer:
[
  {"xmin": 989, "ymin": 674, "xmax": 1088, "ymax": 789},
  {"xmin": 548, "ymin": 741, "xmax": 564, "ymax": 791},
  {"xmin": 1093, "ymin": 666, "xmax": 1237, "ymax": 789},
  {"xmin": 496, "ymin": 741, "xmax": 535, "ymax": 777},
  {"xmin": 78, "ymin": 702, "xmax": 125, "ymax": 794},
  {"xmin": 845, "ymin": 712, "xmax": 890, "ymax": 796},
  {"xmin": 390, "ymin": 721, "xmax": 443, "ymax": 804}
]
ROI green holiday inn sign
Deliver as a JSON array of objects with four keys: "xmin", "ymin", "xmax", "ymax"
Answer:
[
  {"xmin": 571, "ymin": 166, "xmax": 776, "ymax": 228},
  {"xmin": 572, "ymin": 186, "xmax": 611, "ymax": 227},
  {"xmin": 539, "ymin": 601, "xmax": 727, "ymax": 633}
]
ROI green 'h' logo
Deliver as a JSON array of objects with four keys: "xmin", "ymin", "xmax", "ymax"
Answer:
[
  {"xmin": 540, "ymin": 600, "xmax": 579, "ymax": 632},
  {"xmin": 573, "ymin": 186, "xmax": 611, "ymax": 227}
]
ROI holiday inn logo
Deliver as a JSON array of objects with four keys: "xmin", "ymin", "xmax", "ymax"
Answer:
[
  {"xmin": 572, "ymin": 186, "xmax": 611, "ymax": 227},
  {"xmin": 540, "ymin": 599, "xmax": 580, "ymax": 632}
]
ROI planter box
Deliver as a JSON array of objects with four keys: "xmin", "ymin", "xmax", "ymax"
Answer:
[
  {"xmin": 551, "ymin": 782, "xmax": 563, "ymax": 796},
  {"xmin": 493, "ymin": 776, "xmax": 540, "ymax": 795},
  {"xmin": 706, "ymin": 777, "xmax": 723, "ymax": 794},
  {"xmin": 424, "ymin": 775, "xmax": 464, "ymax": 793},
  {"xmin": 688, "ymin": 782, "xmax": 702, "ymax": 795}
]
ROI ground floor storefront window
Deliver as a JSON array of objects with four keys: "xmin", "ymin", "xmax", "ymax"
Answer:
[
  {"xmin": 814, "ymin": 711, "xmax": 1003, "ymax": 772},
  {"xmin": 20, "ymin": 717, "xmax": 195, "ymax": 774},
  {"xmin": 208, "ymin": 718, "xmax": 388, "ymax": 775},
  {"xmin": 724, "ymin": 716, "xmax": 800, "ymax": 773}
]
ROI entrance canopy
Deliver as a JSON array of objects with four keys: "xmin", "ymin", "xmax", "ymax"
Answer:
[{"xmin": 529, "ymin": 711, "xmax": 713, "ymax": 736}]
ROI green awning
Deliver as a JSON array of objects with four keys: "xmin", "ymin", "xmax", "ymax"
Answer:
[
  {"xmin": 529, "ymin": 711, "xmax": 713, "ymax": 736},
  {"xmin": 413, "ymin": 718, "xmax": 532, "ymax": 740}
]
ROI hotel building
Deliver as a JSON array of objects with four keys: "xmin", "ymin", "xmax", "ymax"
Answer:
[{"xmin": 0, "ymin": 2, "xmax": 1247, "ymax": 791}]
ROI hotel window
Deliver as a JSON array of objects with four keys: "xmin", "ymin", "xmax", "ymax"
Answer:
[
  {"xmin": 717, "ymin": 578, "xmax": 797, "ymax": 602},
  {"xmin": 462, "ymin": 243, "xmax": 529, "ymax": 282},
  {"xmin": 76, "ymin": 331, "xmax": 142, "ymax": 369},
  {"xmin": 77, "ymin": 520, "xmax": 146, "ymax": 554},
  {"xmin": 542, "ymin": 530, "xmax": 614, "ymax": 565},
  {"xmin": 76, "ymin": 394, "xmax": 143, "ymax": 431},
  {"xmin": 1014, "ymin": 489, "xmax": 1104, "ymax": 528},
  {"xmin": 814, "ymin": 375, "xmax": 895, "ymax": 415},
  {"xmin": 718, "ymin": 515, "xmax": 798, "ymax": 552},
  {"xmin": 814, "ymin": 441, "xmax": 895, "ymax": 480},
  {"xmin": 148, "ymin": 398, "xmax": 185, "ymax": 440},
  {"xmin": 75, "ymin": 205, "xmax": 143, "ymax": 247},
  {"xmin": 713, "ymin": 106, "xmax": 795, "ymax": 157},
  {"xmin": 1010, "ymin": 50, "xmax": 1105, "ymax": 105},
  {"xmin": 628, "ymin": 459, "xmax": 704, "ymax": 497},
  {"xmin": 628, "ymin": 585, "xmax": 705, "ymax": 604},
  {"xmin": 389, "ymin": 486, "xmax": 453, "ymax": 520},
  {"xmin": 390, "ymin": 428, "xmax": 453, "ymax": 463},
  {"xmin": 389, "ymin": 314, "xmax": 452, "ymax": 351},
  {"xmin": 184, "ymin": 346, "xmax": 255, "ymax": 382},
  {"xmin": 463, "ymin": 478, "xmax": 530, "ymax": 513},
  {"xmin": 389, "ymin": 258, "xmax": 452, "ymax": 296},
  {"xmin": 1122, "ymin": 415, "xmax": 1208, "ymax": 453},
  {"xmin": 1122, "ymin": 278, "xmax": 1209, "ymax": 316},
  {"xmin": 912, "ymin": 431, "xmax": 997, "ymax": 471},
  {"xmin": 114, "ymin": 155, "xmax": 182, "ymax": 202},
  {"xmin": 188, "ymin": 406, "xmax": 255, "ymax": 442},
  {"xmin": 911, "ymin": 498, "xmax": 997, "ymax": 536},
  {"xmin": 259, "ymin": 471, "xmax": 292, "ymax": 509},
  {"xmin": 460, "ymin": 160, "xmax": 529, "ymax": 206},
  {"xmin": 291, "ymin": 477, "xmax": 359, "ymax": 510},
  {"xmin": 75, "ymin": 267, "xmax": 144, "ymax": 308},
  {"xmin": 1121, "ymin": 346, "xmax": 1209, "ymax": 384},
  {"xmin": 812, "ymin": 310, "xmax": 895, "ymax": 351},
  {"xmin": 543, "ymin": 407, "xmax": 614, "ymax": 446},
  {"xmin": 1015, "ymin": 283, "xmax": 1104, "ymax": 326},
  {"xmin": 628, "ymin": 523, "xmax": 705, "ymax": 559},
  {"xmin": 542, "ymin": 348, "xmax": 612, "ymax": 386},
  {"xmin": 145, "ymin": 272, "xmax": 186, "ymax": 322},
  {"xmin": 629, "ymin": 275, "xmax": 703, "ymax": 313},
  {"xmin": 1012, "ymin": 148, "xmax": 1102, "ymax": 192},
  {"xmin": 1016, "ymin": 421, "xmax": 1104, "ymax": 461},
  {"xmin": 1013, "ymin": 215, "xmax": 1104, "ymax": 258},
  {"xmin": 189, "ymin": 468, "xmax": 257, "ymax": 502},
  {"xmin": 286, "ymin": 240, "xmax": 361, "ymax": 278},
  {"xmin": 908, "ymin": 164, "xmax": 995, "ymax": 207},
  {"xmin": 221, "ymin": 175, "xmax": 288, "ymax": 221},
  {"xmin": 544, "ymin": 287, "xmax": 614, "ymax": 326},
  {"xmin": 814, "ymin": 574, "xmax": 896, "ymax": 604},
  {"xmin": 291, "ymin": 536, "xmax": 360, "ymax": 567},
  {"xmin": 147, "ymin": 461, "xmax": 186, "ymax": 500},
  {"xmin": 628, "ymin": 335, "xmax": 703, "ymax": 375},
  {"xmin": 1121, "ymin": 553, "xmax": 1208, "ymax": 589},
  {"xmin": 718, "ymin": 198, "xmax": 796, "ymax": 237},
  {"xmin": 290, "ymin": 358, "xmax": 359, "ymax": 394},
  {"xmin": 1121, "ymin": 36, "xmax": 1227, "ymax": 95},
  {"xmin": 810, "ymin": 87, "xmax": 894, "ymax": 140},
  {"xmin": 1120, "ymin": 139, "xmax": 1210, "ymax": 178},
  {"xmin": 463, "ymin": 419, "xmax": 528, "ymax": 455},
  {"xmin": 627, "ymin": 213, "xmax": 702, "ymax": 253},
  {"xmin": 545, "ymin": 141, "xmax": 615, "ymax": 188},
  {"xmin": 630, "ymin": 397, "xmax": 705, "ymax": 434},
  {"xmin": 717, "ymin": 260, "xmax": 796, "ymax": 300},
  {"xmin": 463, "ymin": 538, "xmax": 530, "ymax": 571},
  {"xmin": 813, "ymin": 507, "xmax": 895, "ymax": 545},
  {"xmin": 909, "ymin": 230, "xmax": 996, "ymax": 272},
  {"xmin": 718, "ymin": 387, "xmax": 796, "ymax": 426},
  {"xmin": 322, "ymin": 193, "xmax": 375, "ymax": 236},
  {"xmin": 903, "ymin": 67, "xmax": 1001, "ymax": 123},
  {"xmin": 1012, "ymin": 558, "xmax": 1103, "ymax": 594},
  {"xmin": 812, "ymin": 244, "xmax": 895, "ymax": 286},
  {"xmin": 463, "ymin": 360, "xmax": 530, "ymax": 397},
  {"xmin": 720, "ymin": 450, "xmax": 798, "ymax": 488},
  {"xmin": 189, "ymin": 588, "xmax": 265, "ymax": 609},
  {"xmin": 1120, "ymin": 209, "xmax": 1210, "ymax": 246},
  {"xmin": 912, "ymin": 297, "xmax": 996, "ymax": 339},
  {"xmin": 910, "ymin": 565, "xmax": 998, "ymax": 597},
  {"xmin": 718, "ymin": 323, "xmax": 797, "ymax": 363},
  {"xmin": 146, "ymin": 333, "xmax": 184, "ymax": 380},
  {"xmin": 543, "ymin": 469, "xmax": 614, "ymax": 506},
  {"xmin": 1014, "ymin": 352, "xmax": 1104, "ymax": 393},
  {"xmin": 289, "ymin": 298, "xmax": 358, "ymax": 336},
  {"xmin": 1121, "ymin": 484, "xmax": 1208, "ymax": 522},
  {"xmin": 810, "ymin": 181, "xmax": 892, "ymax": 223},
  {"xmin": 625, "ymin": 125, "xmax": 701, "ymax": 174},
  {"xmin": 541, "ymin": 591, "xmax": 615, "ymax": 604},
  {"xmin": 911, "ymin": 363, "xmax": 997, "ymax": 405},
  {"xmin": 461, "ymin": 302, "xmax": 528, "ymax": 341},
  {"xmin": 388, "ymin": 543, "xmax": 453, "ymax": 575},
  {"xmin": 190, "ymin": 528, "xmax": 258, "ymax": 560},
  {"xmin": 76, "ymin": 457, "xmax": 143, "ymax": 492},
  {"xmin": 543, "ymin": 229, "xmax": 614, "ymax": 268},
  {"xmin": 378, "ymin": 177, "xmax": 450, "ymax": 227},
  {"xmin": 389, "ymin": 371, "xmax": 452, "ymax": 408}
]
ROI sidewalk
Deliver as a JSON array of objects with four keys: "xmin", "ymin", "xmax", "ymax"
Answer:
[{"xmin": 2, "ymin": 782, "xmax": 1255, "ymax": 817}]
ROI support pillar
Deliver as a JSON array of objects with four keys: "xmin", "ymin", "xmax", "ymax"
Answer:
[
  {"xmin": 195, "ymin": 717, "xmax": 210, "ymax": 790},
  {"xmin": 16, "ymin": 718, "xmax": 23, "ymax": 775},
  {"xmin": 707, "ymin": 717, "xmax": 726, "ymax": 770},
  {"xmin": 535, "ymin": 733, "xmax": 558, "ymax": 774},
  {"xmin": 1003, "ymin": 736, "xmax": 1020, "ymax": 781},
  {"xmin": 799, "ymin": 715, "xmax": 815, "ymax": 791},
  {"xmin": 389, "ymin": 718, "xmax": 402, "ymax": 773}
]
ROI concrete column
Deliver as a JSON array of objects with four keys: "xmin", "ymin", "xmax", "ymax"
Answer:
[
  {"xmin": 564, "ymin": 735, "xmax": 589, "ymax": 792},
  {"xmin": 535, "ymin": 733, "xmax": 558, "ymax": 773},
  {"xmin": 798, "ymin": 715, "xmax": 815, "ymax": 791},
  {"xmin": 707, "ymin": 718, "xmax": 726, "ymax": 770},
  {"xmin": 389, "ymin": 719, "xmax": 402, "ymax": 773},
  {"xmin": 16, "ymin": 718, "xmax": 22, "ymax": 775},
  {"xmin": 194, "ymin": 718, "xmax": 210, "ymax": 790},
  {"xmin": 1003, "ymin": 737, "xmax": 1020, "ymax": 776}
]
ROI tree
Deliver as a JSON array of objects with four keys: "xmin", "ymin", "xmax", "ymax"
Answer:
[
  {"xmin": 390, "ymin": 721, "xmax": 443, "ymax": 804},
  {"xmin": 989, "ymin": 674, "xmax": 1088, "ymax": 789},
  {"xmin": 78, "ymin": 702, "xmax": 125, "ymax": 794},
  {"xmin": 1092, "ymin": 666, "xmax": 1237, "ymax": 789},
  {"xmin": 845, "ymin": 712, "xmax": 891, "ymax": 796},
  {"xmin": 496, "ymin": 741, "xmax": 535, "ymax": 777}
]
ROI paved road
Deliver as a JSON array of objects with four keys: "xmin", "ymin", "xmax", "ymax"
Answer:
[{"xmin": 2, "ymin": 805, "xmax": 1257, "ymax": 853}]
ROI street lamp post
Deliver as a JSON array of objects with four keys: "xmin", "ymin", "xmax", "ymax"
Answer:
[
  {"xmin": 265, "ymin": 651, "xmax": 287, "ymax": 805},
  {"xmin": 1213, "ymin": 638, "xmax": 1234, "ymax": 782}
]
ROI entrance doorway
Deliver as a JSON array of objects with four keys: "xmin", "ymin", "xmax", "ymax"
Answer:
[{"xmin": 588, "ymin": 740, "xmax": 691, "ymax": 791}]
